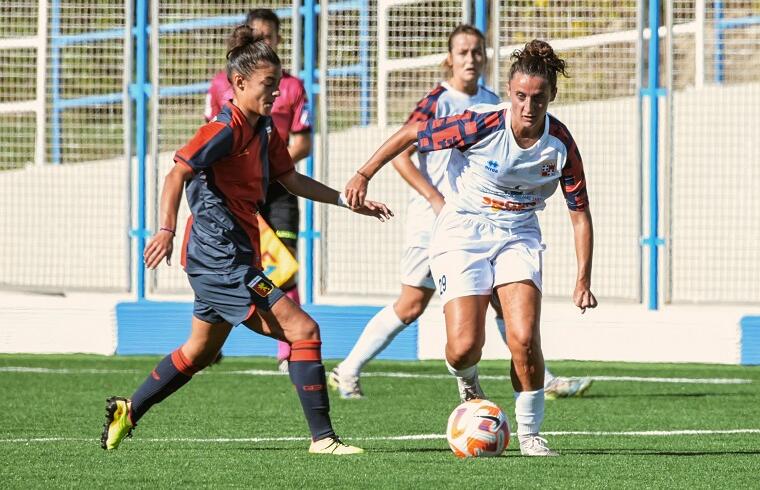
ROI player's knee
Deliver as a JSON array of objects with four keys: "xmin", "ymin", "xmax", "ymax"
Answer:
[
  {"xmin": 508, "ymin": 329, "xmax": 539, "ymax": 360},
  {"xmin": 446, "ymin": 340, "xmax": 481, "ymax": 367},
  {"xmin": 395, "ymin": 301, "xmax": 425, "ymax": 324},
  {"xmin": 290, "ymin": 317, "xmax": 321, "ymax": 342}
]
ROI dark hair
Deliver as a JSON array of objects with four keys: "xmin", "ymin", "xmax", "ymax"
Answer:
[
  {"xmin": 226, "ymin": 25, "xmax": 281, "ymax": 81},
  {"xmin": 508, "ymin": 40, "xmax": 568, "ymax": 92},
  {"xmin": 441, "ymin": 24, "xmax": 487, "ymax": 77},
  {"xmin": 245, "ymin": 8, "xmax": 281, "ymax": 33}
]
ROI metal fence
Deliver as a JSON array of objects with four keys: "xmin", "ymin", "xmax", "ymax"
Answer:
[{"xmin": 0, "ymin": 0, "xmax": 758, "ymax": 305}]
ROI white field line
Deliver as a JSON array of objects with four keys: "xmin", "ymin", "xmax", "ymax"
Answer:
[
  {"xmin": 227, "ymin": 369, "xmax": 753, "ymax": 385},
  {"xmin": 3, "ymin": 429, "xmax": 760, "ymax": 444},
  {"xmin": 0, "ymin": 366, "xmax": 753, "ymax": 385}
]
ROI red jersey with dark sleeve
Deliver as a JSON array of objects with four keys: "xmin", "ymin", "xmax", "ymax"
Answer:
[
  {"xmin": 176, "ymin": 102, "xmax": 295, "ymax": 274},
  {"xmin": 204, "ymin": 70, "xmax": 311, "ymax": 143}
]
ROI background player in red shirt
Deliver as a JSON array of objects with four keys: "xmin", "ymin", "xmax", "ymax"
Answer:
[
  {"xmin": 101, "ymin": 26, "xmax": 391, "ymax": 455},
  {"xmin": 206, "ymin": 9, "xmax": 311, "ymax": 370}
]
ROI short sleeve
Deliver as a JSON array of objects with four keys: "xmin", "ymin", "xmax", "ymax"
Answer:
[
  {"xmin": 405, "ymin": 86, "xmax": 444, "ymax": 124},
  {"xmin": 552, "ymin": 121, "xmax": 589, "ymax": 211},
  {"xmin": 174, "ymin": 122, "xmax": 234, "ymax": 172},
  {"xmin": 289, "ymin": 81, "xmax": 312, "ymax": 133},
  {"xmin": 268, "ymin": 124, "xmax": 296, "ymax": 179},
  {"xmin": 416, "ymin": 109, "xmax": 505, "ymax": 153}
]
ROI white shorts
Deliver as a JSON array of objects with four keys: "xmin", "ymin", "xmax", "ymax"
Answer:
[
  {"xmin": 429, "ymin": 205, "xmax": 544, "ymax": 304},
  {"xmin": 400, "ymin": 246, "xmax": 436, "ymax": 290}
]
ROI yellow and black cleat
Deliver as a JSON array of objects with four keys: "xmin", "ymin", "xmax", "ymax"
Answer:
[{"xmin": 100, "ymin": 396, "xmax": 134, "ymax": 450}]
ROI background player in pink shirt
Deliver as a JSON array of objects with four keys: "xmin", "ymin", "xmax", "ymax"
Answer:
[{"xmin": 206, "ymin": 9, "xmax": 310, "ymax": 370}]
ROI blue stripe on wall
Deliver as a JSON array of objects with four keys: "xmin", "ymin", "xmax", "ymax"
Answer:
[
  {"xmin": 740, "ymin": 316, "xmax": 760, "ymax": 365},
  {"xmin": 115, "ymin": 301, "xmax": 418, "ymax": 360}
]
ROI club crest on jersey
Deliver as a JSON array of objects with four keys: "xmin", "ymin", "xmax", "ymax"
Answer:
[
  {"xmin": 485, "ymin": 160, "xmax": 500, "ymax": 173},
  {"xmin": 248, "ymin": 275, "xmax": 274, "ymax": 297},
  {"xmin": 541, "ymin": 160, "xmax": 557, "ymax": 176}
]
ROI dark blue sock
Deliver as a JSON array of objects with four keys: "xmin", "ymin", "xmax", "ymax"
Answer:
[
  {"xmin": 130, "ymin": 348, "xmax": 198, "ymax": 423},
  {"xmin": 289, "ymin": 340, "xmax": 335, "ymax": 441}
]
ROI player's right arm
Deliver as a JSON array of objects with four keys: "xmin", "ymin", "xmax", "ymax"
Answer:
[
  {"xmin": 144, "ymin": 163, "xmax": 194, "ymax": 269},
  {"xmin": 391, "ymin": 147, "xmax": 445, "ymax": 215},
  {"xmin": 145, "ymin": 120, "xmax": 235, "ymax": 269},
  {"xmin": 344, "ymin": 122, "xmax": 419, "ymax": 208}
]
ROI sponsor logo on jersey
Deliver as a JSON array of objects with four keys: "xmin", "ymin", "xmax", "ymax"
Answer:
[
  {"xmin": 485, "ymin": 160, "xmax": 500, "ymax": 173},
  {"xmin": 541, "ymin": 160, "xmax": 558, "ymax": 176},
  {"xmin": 482, "ymin": 196, "xmax": 537, "ymax": 212},
  {"xmin": 248, "ymin": 275, "xmax": 274, "ymax": 297}
]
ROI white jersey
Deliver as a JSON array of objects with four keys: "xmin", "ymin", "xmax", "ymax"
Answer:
[
  {"xmin": 403, "ymin": 83, "xmax": 500, "ymax": 248},
  {"xmin": 416, "ymin": 104, "xmax": 589, "ymax": 230}
]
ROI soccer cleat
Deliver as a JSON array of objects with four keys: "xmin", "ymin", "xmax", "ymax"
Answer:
[
  {"xmin": 456, "ymin": 375, "xmax": 486, "ymax": 402},
  {"xmin": 101, "ymin": 396, "xmax": 135, "ymax": 450},
  {"xmin": 327, "ymin": 367, "xmax": 364, "ymax": 399},
  {"xmin": 519, "ymin": 435, "xmax": 559, "ymax": 456},
  {"xmin": 309, "ymin": 436, "xmax": 364, "ymax": 455},
  {"xmin": 544, "ymin": 376, "xmax": 594, "ymax": 399}
]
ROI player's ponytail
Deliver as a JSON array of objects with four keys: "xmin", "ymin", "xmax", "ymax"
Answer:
[
  {"xmin": 508, "ymin": 40, "xmax": 568, "ymax": 93},
  {"xmin": 226, "ymin": 24, "xmax": 281, "ymax": 81}
]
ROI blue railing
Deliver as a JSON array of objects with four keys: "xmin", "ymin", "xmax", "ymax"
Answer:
[
  {"xmin": 49, "ymin": 1, "xmax": 370, "ymax": 301},
  {"xmin": 713, "ymin": 2, "xmax": 760, "ymax": 83}
]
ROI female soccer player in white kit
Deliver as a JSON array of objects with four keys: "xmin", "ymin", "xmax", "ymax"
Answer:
[
  {"xmin": 344, "ymin": 40, "xmax": 597, "ymax": 456},
  {"xmin": 331, "ymin": 28, "xmax": 593, "ymax": 402},
  {"xmin": 328, "ymin": 25, "xmax": 499, "ymax": 399}
]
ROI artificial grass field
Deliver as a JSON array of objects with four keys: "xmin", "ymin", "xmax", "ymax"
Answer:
[{"xmin": 1, "ymin": 355, "xmax": 759, "ymax": 488}]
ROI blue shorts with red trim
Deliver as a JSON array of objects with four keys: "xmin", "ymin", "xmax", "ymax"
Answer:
[{"xmin": 188, "ymin": 267, "xmax": 285, "ymax": 325}]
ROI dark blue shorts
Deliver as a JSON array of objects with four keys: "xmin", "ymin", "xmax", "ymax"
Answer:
[{"xmin": 188, "ymin": 267, "xmax": 285, "ymax": 325}]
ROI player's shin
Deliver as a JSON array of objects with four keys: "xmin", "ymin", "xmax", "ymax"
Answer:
[
  {"xmin": 130, "ymin": 348, "xmax": 200, "ymax": 423},
  {"xmin": 289, "ymin": 339, "xmax": 336, "ymax": 441}
]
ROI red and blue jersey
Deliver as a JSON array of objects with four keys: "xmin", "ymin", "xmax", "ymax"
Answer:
[
  {"xmin": 403, "ymin": 82, "xmax": 500, "ymax": 248},
  {"xmin": 175, "ymin": 102, "xmax": 295, "ymax": 273},
  {"xmin": 416, "ymin": 103, "xmax": 589, "ymax": 230}
]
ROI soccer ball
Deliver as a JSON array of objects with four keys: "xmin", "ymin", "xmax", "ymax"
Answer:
[{"xmin": 446, "ymin": 399, "xmax": 510, "ymax": 458}]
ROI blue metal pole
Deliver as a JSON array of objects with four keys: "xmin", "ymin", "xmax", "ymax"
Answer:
[
  {"xmin": 303, "ymin": 0, "xmax": 316, "ymax": 304},
  {"xmin": 474, "ymin": 0, "xmax": 487, "ymax": 34},
  {"xmin": 51, "ymin": 0, "xmax": 61, "ymax": 165},
  {"xmin": 135, "ymin": 0, "xmax": 148, "ymax": 300},
  {"xmin": 647, "ymin": 0, "xmax": 661, "ymax": 310},
  {"xmin": 359, "ymin": 0, "xmax": 370, "ymax": 126},
  {"xmin": 714, "ymin": 0, "xmax": 725, "ymax": 83}
]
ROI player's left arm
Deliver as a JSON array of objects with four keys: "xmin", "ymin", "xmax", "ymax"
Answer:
[
  {"xmin": 568, "ymin": 207, "xmax": 597, "ymax": 313},
  {"xmin": 287, "ymin": 84, "xmax": 313, "ymax": 162},
  {"xmin": 288, "ymin": 132, "xmax": 311, "ymax": 162},
  {"xmin": 277, "ymin": 171, "xmax": 393, "ymax": 221},
  {"xmin": 560, "ymin": 130, "xmax": 597, "ymax": 313}
]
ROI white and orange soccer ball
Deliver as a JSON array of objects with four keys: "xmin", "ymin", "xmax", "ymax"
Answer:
[{"xmin": 446, "ymin": 399, "xmax": 510, "ymax": 458}]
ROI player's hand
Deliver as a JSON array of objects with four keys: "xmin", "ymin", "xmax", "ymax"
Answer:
[
  {"xmin": 144, "ymin": 229, "xmax": 174, "ymax": 269},
  {"xmin": 429, "ymin": 194, "xmax": 446, "ymax": 215},
  {"xmin": 350, "ymin": 200, "xmax": 393, "ymax": 222},
  {"xmin": 345, "ymin": 172, "xmax": 369, "ymax": 208},
  {"xmin": 573, "ymin": 283, "xmax": 598, "ymax": 314}
]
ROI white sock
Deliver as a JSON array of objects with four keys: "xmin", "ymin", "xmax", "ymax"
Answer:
[
  {"xmin": 338, "ymin": 305, "xmax": 407, "ymax": 377},
  {"xmin": 514, "ymin": 389, "xmax": 545, "ymax": 439},
  {"xmin": 497, "ymin": 317, "xmax": 555, "ymax": 387},
  {"xmin": 445, "ymin": 360, "xmax": 478, "ymax": 381}
]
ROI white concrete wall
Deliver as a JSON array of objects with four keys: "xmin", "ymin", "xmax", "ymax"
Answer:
[{"xmin": 0, "ymin": 289, "xmax": 753, "ymax": 364}]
